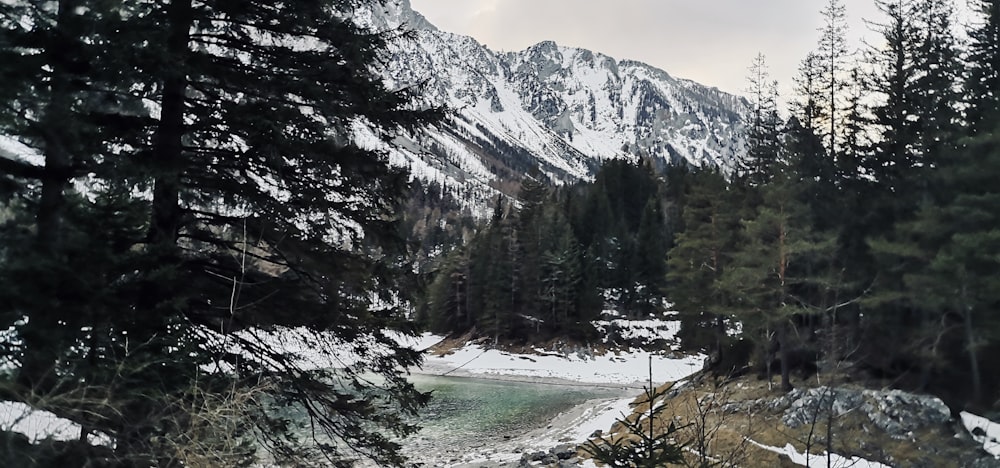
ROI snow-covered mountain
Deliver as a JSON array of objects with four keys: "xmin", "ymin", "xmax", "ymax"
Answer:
[{"xmin": 355, "ymin": 0, "xmax": 748, "ymax": 215}]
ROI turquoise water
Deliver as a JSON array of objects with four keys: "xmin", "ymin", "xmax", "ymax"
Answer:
[{"xmin": 408, "ymin": 374, "xmax": 623, "ymax": 444}]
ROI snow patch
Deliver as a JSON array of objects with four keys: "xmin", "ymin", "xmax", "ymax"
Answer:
[
  {"xmin": 422, "ymin": 342, "xmax": 703, "ymax": 386},
  {"xmin": 961, "ymin": 411, "xmax": 1000, "ymax": 458},
  {"xmin": 0, "ymin": 135, "xmax": 43, "ymax": 166},
  {"xmin": 592, "ymin": 318, "xmax": 682, "ymax": 349},
  {"xmin": 750, "ymin": 440, "xmax": 891, "ymax": 468},
  {"xmin": 0, "ymin": 401, "xmax": 112, "ymax": 446}
]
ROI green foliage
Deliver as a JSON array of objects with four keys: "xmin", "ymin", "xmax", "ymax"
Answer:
[
  {"xmin": 0, "ymin": 0, "xmax": 440, "ymax": 465},
  {"xmin": 743, "ymin": 53, "xmax": 783, "ymax": 185},
  {"xmin": 666, "ymin": 169, "xmax": 741, "ymax": 356},
  {"xmin": 965, "ymin": 0, "xmax": 1000, "ymax": 135},
  {"xmin": 422, "ymin": 160, "xmax": 673, "ymax": 341},
  {"xmin": 582, "ymin": 381, "xmax": 686, "ymax": 468},
  {"xmin": 722, "ymin": 165, "xmax": 841, "ymax": 390}
]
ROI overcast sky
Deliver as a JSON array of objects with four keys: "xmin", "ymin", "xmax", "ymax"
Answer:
[{"xmin": 408, "ymin": 0, "xmax": 889, "ymax": 100}]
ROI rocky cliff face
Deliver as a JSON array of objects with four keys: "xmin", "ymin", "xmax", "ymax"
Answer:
[{"xmin": 355, "ymin": 0, "xmax": 747, "ymax": 215}]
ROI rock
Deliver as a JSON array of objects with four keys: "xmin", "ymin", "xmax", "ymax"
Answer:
[
  {"xmin": 528, "ymin": 451, "xmax": 547, "ymax": 461},
  {"xmin": 972, "ymin": 426, "xmax": 988, "ymax": 438},
  {"xmin": 778, "ymin": 386, "xmax": 953, "ymax": 442},
  {"xmin": 967, "ymin": 457, "xmax": 1000, "ymax": 468},
  {"xmin": 860, "ymin": 388, "xmax": 951, "ymax": 439},
  {"xmin": 781, "ymin": 386, "xmax": 863, "ymax": 429},
  {"xmin": 551, "ymin": 443, "xmax": 576, "ymax": 459}
]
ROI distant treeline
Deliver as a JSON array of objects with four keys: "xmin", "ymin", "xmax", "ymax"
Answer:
[{"xmin": 414, "ymin": 160, "xmax": 675, "ymax": 342}]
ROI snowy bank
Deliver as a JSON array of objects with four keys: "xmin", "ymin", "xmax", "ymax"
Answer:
[
  {"xmin": 419, "ymin": 342, "xmax": 703, "ymax": 387},
  {"xmin": 416, "ymin": 317, "xmax": 705, "ymax": 387},
  {"xmin": 961, "ymin": 411, "xmax": 1000, "ymax": 458},
  {"xmin": 0, "ymin": 401, "xmax": 111, "ymax": 446}
]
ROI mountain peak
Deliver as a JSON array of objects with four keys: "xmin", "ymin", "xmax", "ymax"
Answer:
[
  {"xmin": 367, "ymin": 2, "xmax": 747, "ymax": 215},
  {"xmin": 352, "ymin": 0, "xmax": 437, "ymax": 32}
]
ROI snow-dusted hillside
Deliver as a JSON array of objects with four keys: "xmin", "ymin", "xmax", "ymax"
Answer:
[{"xmin": 357, "ymin": 0, "xmax": 748, "ymax": 214}]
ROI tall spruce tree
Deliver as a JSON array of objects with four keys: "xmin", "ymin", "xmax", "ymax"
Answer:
[
  {"xmin": 633, "ymin": 198, "xmax": 668, "ymax": 317},
  {"xmin": 744, "ymin": 53, "xmax": 782, "ymax": 185},
  {"xmin": 721, "ymin": 159, "xmax": 839, "ymax": 391},
  {"xmin": 863, "ymin": 0, "xmax": 966, "ymax": 391},
  {"xmin": 666, "ymin": 169, "xmax": 741, "ymax": 361},
  {"xmin": 867, "ymin": 0, "xmax": 1000, "ymax": 404},
  {"xmin": 0, "ymin": 0, "xmax": 441, "ymax": 465},
  {"xmin": 965, "ymin": 0, "xmax": 1000, "ymax": 135},
  {"xmin": 816, "ymin": 0, "xmax": 850, "ymax": 158}
]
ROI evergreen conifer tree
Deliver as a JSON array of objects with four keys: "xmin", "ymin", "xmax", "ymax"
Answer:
[
  {"xmin": 965, "ymin": 0, "xmax": 1000, "ymax": 136},
  {"xmin": 666, "ymin": 169, "xmax": 741, "ymax": 360},
  {"xmin": 744, "ymin": 53, "xmax": 782, "ymax": 185},
  {"xmin": 721, "ymin": 164, "xmax": 838, "ymax": 391},
  {"xmin": 0, "ymin": 0, "xmax": 441, "ymax": 465}
]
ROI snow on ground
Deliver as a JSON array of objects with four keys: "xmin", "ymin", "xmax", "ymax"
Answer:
[
  {"xmin": 418, "ymin": 317, "xmax": 702, "ymax": 386},
  {"xmin": 394, "ymin": 331, "xmax": 444, "ymax": 352},
  {"xmin": 0, "ymin": 135, "xmax": 43, "ymax": 166},
  {"xmin": 750, "ymin": 440, "xmax": 892, "ymax": 468},
  {"xmin": 420, "ymin": 342, "xmax": 703, "ymax": 386},
  {"xmin": 0, "ymin": 401, "xmax": 111, "ymax": 446},
  {"xmin": 961, "ymin": 411, "xmax": 1000, "ymax": 458},
  {"xmin": 592, "ymin": 318, "xmax": 682, "ymax": 349},
  {"xmin": 200, "ymin": 321, "xmax": 701, "ymax": 385},
  {"xmin": 200, "ymin": 327, "xmax": 445, "ymax": 372},
  {"xmin": 550, "ymin": 397, "xmax": 636, "ymax": 443}
]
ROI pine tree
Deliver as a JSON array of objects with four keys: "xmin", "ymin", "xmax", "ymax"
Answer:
[
  {"xmin": 905, "ymin": 137, "xmax": 1000, "ymax": 403},
  {"xmin": 0, "ymin": 1, "xmax": 441, "ymax": 465},
  {"xmin": 515, "ymin": 175, "xmax": 551, "ymax": 322},
  {"xmin": 791, "ymin": 53, "xmax": 825, "ymax": 140},
  {"xmin": 721, "ymin": 165, "xmax": 838, "ymax": 391},
  {"xmin": 480, "ymin": 198, "xmax": 516, "ymax": 341},
  {"xmin": 816, "ymin": 0, "xmax": 851, "ymax": 158},
  {"xmin": 666, "ymin": 169, "xmax": 741, "ymax": 360},
  {"xmin": 744, "ymin": 53, "xmax": 782, "ymax": 185},
  {"xmin": 862, "ymin": 0, "xmax": 965, "ymax": 391},
  {"xmin": 539, "ymin": 208, "xmax": 583, "ymax": 331},
  {"xmin": 789, "ymin": 53, "xmax": 839, "ymax": 232},
  {"xmin": 868, "ymin": 0, "xmax": 1000, "ymax": 400},
  {"xmin": 965, "ymin": 0, "xmax": 1000, "ymax": 135},
  {"xmin": 633, "ymin": 198, "xmax": 669, "ymax": 317}
]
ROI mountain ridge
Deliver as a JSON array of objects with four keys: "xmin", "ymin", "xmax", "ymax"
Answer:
[{"xmin": 357, "ymin": 0, "xmax": 748, "ymax": 215}]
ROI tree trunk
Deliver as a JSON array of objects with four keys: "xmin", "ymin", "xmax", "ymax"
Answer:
[
  {"xmin": 962, "ymin": 286, "xmax": 983, "ymax": 403},
  {"xmin": 918, "ymin": 306, "xmax": 932, "ymax": 391},
  {"xmin": 118, "ymin": 0, "xmax": 192, "ymax": 461},
  {"xmin": 17, "ymin": 0, "xmax": 78, "ymax": 393},
  {"xmin": 778, "ymin": 324, "xmax": 793, "ymax": 391},
  {"xmin": 765, "ymin": 326, "xmax": 774, "ymax": 389},
  {"xmin": 148, "ymin": 0, "xmax": 193, "ymax": 248}
]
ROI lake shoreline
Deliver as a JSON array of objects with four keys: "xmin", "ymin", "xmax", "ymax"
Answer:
[
  {"xmin": 390, "ymin": 331, "xmax": 701, "ymax": 467},
  {"xmin": 398, "ymin": 369, "xmax": 642, "ymax": 467},
  {"xmin": 410, "ymin": 358, "xmax": 649, "ymax": 391}
]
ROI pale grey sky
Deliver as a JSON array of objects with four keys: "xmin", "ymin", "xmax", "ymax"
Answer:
[{"xmin": 408, "ymin": 0, "xmax": 886, "ymax": 100}]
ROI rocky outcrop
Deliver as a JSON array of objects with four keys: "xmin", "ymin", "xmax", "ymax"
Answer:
[
  {"xmin": 775, "ymin": 386, "xmax": 952, "ymax": 439},
  {"xmin": 714, "ymin": 381, "xmax": 997, "ymax": 467}
]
